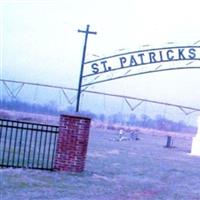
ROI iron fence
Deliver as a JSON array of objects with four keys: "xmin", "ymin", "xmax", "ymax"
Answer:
[{"xmin": 0, "ymin": 118, "xmax": 59, "ymax": 170}]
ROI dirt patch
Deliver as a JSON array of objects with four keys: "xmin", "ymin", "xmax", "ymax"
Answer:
[
  {"xmin": 87, "ymin": 151, "xmax": 107, "ymax": 158},
  {"xmin": 107, "ymin": 149, "xmax": 120, "ymax": 155}
]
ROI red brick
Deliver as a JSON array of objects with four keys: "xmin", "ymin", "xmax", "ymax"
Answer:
[{"xmin": 54, "ymin": 114, "xmax": 91, "ymax": 172}]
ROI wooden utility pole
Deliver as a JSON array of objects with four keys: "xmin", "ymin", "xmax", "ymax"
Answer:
[{"xmin": 76, "ymin": 25, "xmax": 97, "ymax": 112}]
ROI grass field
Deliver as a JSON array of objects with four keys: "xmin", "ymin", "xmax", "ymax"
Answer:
[{"xmin": 1, "ymin": 128, "xmax": 200, "ymax": 200}]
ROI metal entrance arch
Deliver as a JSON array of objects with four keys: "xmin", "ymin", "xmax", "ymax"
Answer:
[
  {"xmin": 76, "ymin": 25, "xmax": 200, "ymax": 112},
  {"xmin": 83, "ymin": 45, "xmax": 200, "ymax": 87}
]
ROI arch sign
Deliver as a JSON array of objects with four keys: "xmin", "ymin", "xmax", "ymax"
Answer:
[
  {"xmin": 82, "ymin": 45, "xmax": 200, "ymax": 87},
  {"xmin": 76, "ymin": 24, "xmax": 200, "ymax": 112}
]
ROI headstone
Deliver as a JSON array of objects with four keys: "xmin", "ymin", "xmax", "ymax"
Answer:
[
  {"xmin": 191, "ymin": 116, "xmax": 200, "ymax": 155},
  {"xmin": 118, "ymin": 129, "xmax": 124, "ymax": 141},
  {"xmin": 165, "ymin": 136, "xmax": 173, "ymax": 148}
]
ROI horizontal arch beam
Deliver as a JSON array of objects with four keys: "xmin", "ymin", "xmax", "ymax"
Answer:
[
  {"xmin": 83, "ymin": 45, "xmax": 200, "ymax": 77},
  {"xmin": 85, "ymin": 45, "xmax": 200, "ymax": 64},
  {"xmin": 82, "ymin": 66, "xmax": 200, "ymax": 87}
]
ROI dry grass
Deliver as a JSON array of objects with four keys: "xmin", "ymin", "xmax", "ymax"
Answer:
[{"xmin": 1, "ymin": 127, "xmax": 200, "ymax": 200}]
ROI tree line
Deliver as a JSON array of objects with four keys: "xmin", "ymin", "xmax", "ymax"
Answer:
[{"xmin": 1, "ymin": 99, "xmax": 196, "ymax": 133}]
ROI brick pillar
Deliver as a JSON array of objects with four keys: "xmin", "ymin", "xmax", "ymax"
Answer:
[{"xmin": 54, "ymin": 114, "xmax": 91, "ymax": 172}]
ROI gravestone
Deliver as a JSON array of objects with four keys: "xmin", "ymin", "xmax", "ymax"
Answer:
[
  {"xmin": 165, "ymin": 136, "xmax": 173, "ymax": 148},
  {"xmin": 191, "ymin": 116, "xmax": 200, "ymax": 155}
]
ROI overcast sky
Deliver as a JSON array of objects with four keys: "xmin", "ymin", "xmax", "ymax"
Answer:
[{"xmin": 1, "ymin": 0, "xmax": 200, "ymax": 114}]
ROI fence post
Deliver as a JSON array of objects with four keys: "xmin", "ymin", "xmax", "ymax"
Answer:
[{"xmin": 54, "ymin": 114, "xmax": 91, "ymax": 172}]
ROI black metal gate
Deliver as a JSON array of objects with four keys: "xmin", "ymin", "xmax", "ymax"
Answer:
[{"xmin": 0, "ymin": 118, "xmax": 59, "ymax": 170}]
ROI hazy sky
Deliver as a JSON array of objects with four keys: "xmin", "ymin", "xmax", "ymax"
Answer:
[{"xmin": 1, "ymin": 0, "xmax": 200, "ymax": 111}]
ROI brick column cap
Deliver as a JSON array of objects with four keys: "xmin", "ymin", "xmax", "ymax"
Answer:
[{"xmin": 60, "ymin": 114, "xmax": 91, "ymax": 121}]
